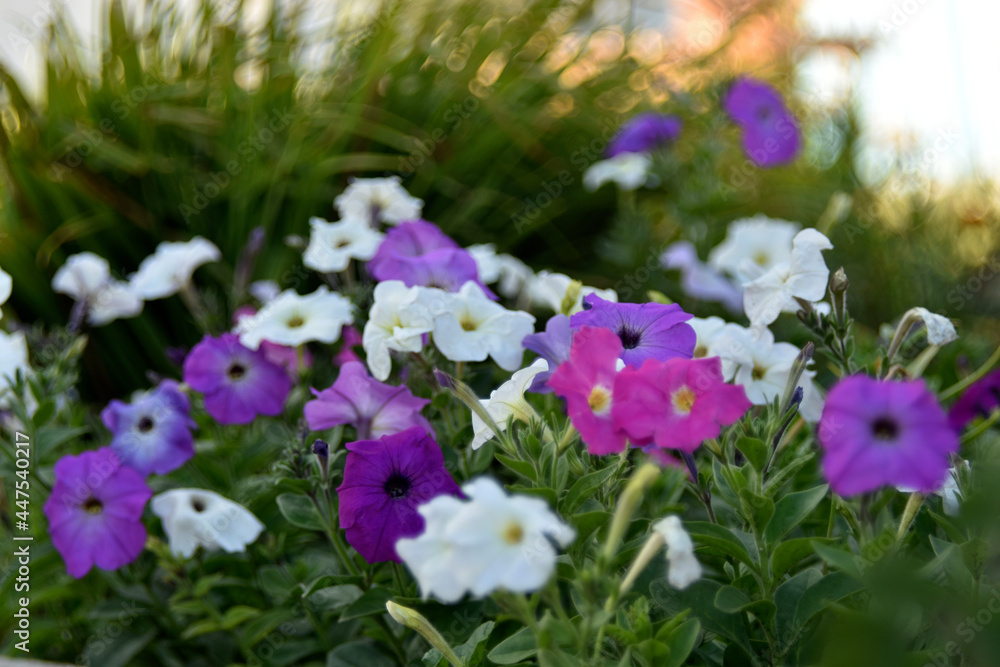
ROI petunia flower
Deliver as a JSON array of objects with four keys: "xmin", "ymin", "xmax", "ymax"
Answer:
[
  {"xmin": 151, "ymin": 488, "xmax": 264, "ymax": 557},
  {"xmin": 52, "ymin": 252, "xmax": 143, "ymax": 326},
  {"xmin": 817, "ymin": 375, "xmax": 958, "ymax": 496},
  {"xmin": 304, "ymin": 361, "xmax": 432, "ymax": 440},
  {"xmin": 613, "ymin": 357, "xmax": 752, "ymax": 452},
  {"xmin": 0, "ymin": 330, "xmax": 33, "ymax": 410},
  {"xmin": 234, "ymin": 286, "xmax": 354, "ymax": 349},
  {"xmin": 570, "ymin": 293, "xmax": 695, "ymax": 368},
  {"xmin": 334, "ymin": 176, "xmax": 423, "ymax": 227},
  {"xmin": 303, "ymin": 216, "xmax": 384, "ymax": 273},
  {"xmin": 101, "ymin": 380, "xmax": 197, "ymax": 476},
  {"xmin": 521, "ymin": 314, "xmax": 572, "ymax": 392},
  {"xmin": 396, "ymin": 477, "xmax": 575, "ymax": 602},
  {"xmin": 467, "ymin": 244, "xmax": 502, "ymax": 284},
  {"xmin": 233, "ymin": 306, "xmax": 313, "ymax": 377},
  {"xmin": 470, "ymin": 359, "xmax": 548, "ymax": 449},
  {"xmin": 495, "ymin": 254, "xmax": 534, "ymax": 300},
  {"xmin": 529, "ymin": 271, "xmax": 617, "ymax": 315},
  {"xmin": 948, "ymin": 369, "xmax": 1000, "ymax": 432},
  {"xmin": 890, "ymin": 306, "xmax": 958, "ymax": 351},
  {"xmin": 548, "ymin": 326, "xmax": 628, "ymax": 455},
  {"xmin": 899, "ymin": 461, "xmax": 968, "ymax": 517},
  {"xmin": 0, "ymin": 265, "xmax": 11, "ymax": 318},
  {"xmin": 583, "ymin": 153, "xmax": 652, "ymax": 191},
  {"xmin": 429, "ymin": 282, "xmax": 535, "ymax": 372},
  {"xmin": 368, "ymin": 220, "xmax": 489, "ymax": 294},
  {"xmin": 607, "ymin": 112, "xmax": 683, "ymax": 157},
  {"xmin": 129, "ymin": 237, "xmax": 221, "ymax": 300},
  {"xmin": 708, "ymin": 215, "xmax": 800, "ymax": 285},
  {"xmin": 661, "ymin": 241, "xmax": 743, "ymax": 314},
  {"xmin": 722, "ymin": 77, "xmax": 801, "ymax": 167},
  {"xmin": 652, "ymin": 516, "xmax": 702, "ymax": 589},
  {"xmin": 362, "ymin": 281, "xmax": 434, "ymax": 381},
  {"xmin": 182, "ymin": 333, "xmax": 291, "ymax": 425},
  {"xmin": 334, "ymin": 325, "xmax": 364, "ymax": 367},
  {"xmin": 337, "ymin": 427, "xmax": 461, "ymax": 563},
  {"xmin": 43, "ymin": 448, "xmax": 152, "ymax": 578}
]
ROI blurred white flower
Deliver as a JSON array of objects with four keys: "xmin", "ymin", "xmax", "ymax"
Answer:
[
  {"xmin": 583, "ymin": 153, "xmax": 651, "ymax": 191},
  {"xmin": 0, "ymin": 266, "xmax": 11, "ymax": 315},
  {"xmin": 467, "ymin": 244, "xmax": 502, "ymax": 284},
  {"xmin": 52, "ymin": 252, "xmax": 142, "ymax": 326},
  {"xmin": 303, "ymin": 216, "xmax": 384, "ymax": 273},
  {"xmin": 362, "ymin": 281, "xmax": 434, "ymax": 381},
  {"xmin": 529, "ymin": 271, "xmax": 617, "ymax": 315},
  {"xmin": 652, "ymin": 516, "xmax": 702, "ymax": 589},
  {"xmin": 0, "ymin": 330, "xmax": 31, "ymax": 409},
  {"xmin": 470, "ymin": 359, "xmax": 548, "ymax": 449},
  {"xmin": 430, "ymin": 282, "xmax": 535, "ymax": 371},
  {"xmin": 129, "ymin": 237, "xmax": 221, "ymax": 299},
  {"xmin": 151, "ymin": 488, "xmax": 264, "ymax": 557},
  {"xmin": 496, "ymin": 254, "xmax": 534, "ymax": 300},
  {"xmin": 708, "ymin": 215, "xmax": 801, "ymax": 284},
  {"xmin": 661, "ymin": 242, "xmax": 743, "ymax": 314},
  {"xmin": 234, "ymin": 286, "xmax": 354, "ymax": 349},
  {"xmin": 87, "ymin": 282, "xmax": 143, "ymax": 326},
  {"xmin": 396, "ymin": 478, "xmax": 575, "ymax": 602},
  {"xmin": 249, "ymin": 280, "xmax": 281, "ymax": 304},
  {"xmin": 898, "ymin": 307, "xmax": 958, "ymax": 347},
  {"xmin": 334, "ymin": 176, "xmax": 423, "ymax": 226}
]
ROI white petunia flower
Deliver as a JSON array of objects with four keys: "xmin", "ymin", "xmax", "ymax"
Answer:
[
  {"xmin": 652, "ymin": 516, "xmax": 702, "ymax": 590},
  {"xmin": 151, "ymin": 488, "xmax": 264, "ymax": 558},
  {"xmin": 0, "ymin": 266, "xmax": 11, "ymax": 314},
  {"xmin": 743, "ymin": 229, "xmax": 833, "ymax": 332},
  {"xmin": 688, "ymin": 316, "xmax": 729, "ymax": 361},
  {"xmin": 87, "ymin": 282, "xmax": 143, "ymax": 326},
  {"xmin": 430, "ymin": 282, "xmax": 535, "ymax": 371},
  {"xmin": 528, "ymin": 271, "xmax": 617, "ymax": 315},
  {"xmin": 249, "ymin": 280, "xmax": 281, "ymax": 304},
  {"xmin": 583, "ymin": 153, "xmax": 652, "ymax": 191},
  {"xmin": 898, "ymin": 307, "xmax": 958, "ymax": 347},
  {"xmin": 52, "ymin": 252, "xmax": 143, "ymax": 326},
  {"xmin": 396, "ymin": 478, "xmax": 575, "ymax": 602},
  {"xmin": 362, "ymin": 281, "xmax": 434, "ymax": 381},
  {"xmin": 496, "ymin": 254, "xmax": 534, "ymax": 300},
  {"xmin": 471, "ymin": 359, "xmax": 548, "ymax": 449},
  {"xmin": 303, "ymin": 216, "xmax": 384, "ymax": 273},
  {"xmin": 234, "ymin": 286, "xmax": 354, "ymax": 349},
  {"xmin": 708, "ymin": 215, "xmax": 800, "ymax": 284},
  {"xmin": 0, "ymin": 330, "xmax": 32, "ymax": 409},
  {"xmin": 129, "ymin": 237, "xmax": 221, "ymax": 299},
  {"xmin": 467, "ymin": 244, "xmax": 502, "ymax": 284},
  {"xmin": 334, "ymin": 176, "xmax": 423, "ymax": 226}
]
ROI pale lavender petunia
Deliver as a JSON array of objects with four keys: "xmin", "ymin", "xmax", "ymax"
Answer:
[
  {"xmin": 522, "ymin": 314, "xmax": 572, "ymax": 393},
  {"xmin": 661, "ymin": 241, "xmax": 744, "ymax": 315}
]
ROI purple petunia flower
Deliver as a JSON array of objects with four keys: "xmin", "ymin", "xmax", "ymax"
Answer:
[
  {"xmin": 183, "ymin": 333, "xmax": 291, "ymax": 425},
  {"xmin": 337, "ymin": 426, "xmax": 462, "ymax": 563},
  {"xmin": 948, "ymin": 369, "xmax": 1000, "ymax": 432},
  {"xmin": 367, "ymin": 220, "xmax": 492, "ymax": 295},
  {"xmin": 818, "ymin": 375, "xmax": 959, "ymax": 496},
  {"xmin": 304, "ymin": 361, "xmax": 433, "ymax": 440},
  {"xmin": 607, "ymin": 112, "xmax": 683, "ymax": 157},
  {"xmin": 101, "ymin": 380, "xmax": 197, "ymax": 476},
  {"xmin": 43, "ymin": 448, "xmax": 152, "ymax": 578},
  {"xmin": 722, "ymin": 77, "xmax": 800, "ymax": 167},
  {"xmin": 569, "ymin": 294, "xmax": 695, "ymax": 368},
  {"xmin": 661, "ymin": 241, "xmax": 744, "ymax": 315},
  {"xmin": 522, "ymin": 314, "xmax": 573, "ymax": 393}
]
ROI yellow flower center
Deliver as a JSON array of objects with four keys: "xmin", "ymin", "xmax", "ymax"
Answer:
[
  {"xmin": 671, "ymin": 386, "xmax": 696, "ymax": 415},
  {"xmin": 751, "ymin": 363, "xmax": 766, "ymax": 381},
  {"xmin": 587, "ymin": 385, "xmax": 612, "ymax": 415},
  {"xmin": 460, "ymin": 316, "xmax": 478, "ymax": 332},
  {"xmin": 502, "ymin": 521, "xmax": 525, "ymax": 545},
  {"xmin": 693, "ymin": 344, "xmax": 707, "ymax": 358},
  {"xmin": 286, "ymin": 315, "xmax": 305, "ymax": 328},
  {"xmin": 753, "ymin": 251, "xmax": 769, "ymax": 266}
]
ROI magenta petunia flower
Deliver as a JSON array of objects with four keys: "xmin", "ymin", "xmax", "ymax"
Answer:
[
  {"xmin": 569, "ymin": 294, "xmax": 695, "ymax": 368},
  {"xmin": 183, "ymin": 333, "xmax": 291, "ymax": 425},
  {"xmin": 818, "ymin": 375, "xmax": 959, "ymax": 496},
  {"xmin": 948, "ymin": 369, "xmax": 1000, "ymax": 432},
  {"xmin": 722, "ymin": 77, "xmax": 800, "ymax": 167},
  {"xmin": 548, "ymin": 326, "xmax": 628, "ymax": 456},
  {"xmin": 43, "ymin": 448, "xmax": 152, "ymax": 578},
  {"xmin": 367, "ymin": 220, "xmax": 492, "ymax": 294},
  {"xmin": 337, "ymin": 427, "xmax": 462, "ymax": 563},
  {"xmin": 522, "ymin": 314, "xmax": 572, "ymax": 393},
  {"xmin": 607, "ymin": 112, "xmax": 683, "ymax": 157},
  {"xmin": 304, "ymin": 361, "xmax": 433, "ymax": 440},
  {"xmin": 612, "ymin": 357, "xmax": 751, "ymax": 452},
  {"xmin": 101, "ymin": 380, "xmax": 197, "ymax": 476}
]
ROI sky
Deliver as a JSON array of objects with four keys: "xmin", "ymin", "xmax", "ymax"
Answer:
[{"xmin": 0, "ymin": 0, "xmax": 994, "ymax": 184}]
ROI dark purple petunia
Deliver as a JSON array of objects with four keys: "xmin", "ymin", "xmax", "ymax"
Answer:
[
  {"xmin": 818, "ymin": 375, "xmax": 958, "ymax": 496},
  {"xmin": 43, "ymin": 448, "xmax": 152, "ymax": 578},
  {"xmin": 337, "ymin": 427, "xmax": 462, "ymax": 563},
  {"xmin": 522, "ymin": 314, "xmax": 573, "ymax": 393},
  {"xmin": 367, "ymin": 220, "xmax": 493, "ymax": 295},
  {"xmin": 948, "ymin": 369, "xmax": 1000, "ymax": 432},
  {"xmin": 722, "ymin": 77, "xmax": 800, "ymax": 167},
  {"xmin": 304, "ymin": 361, "xmax": 433, "ymax": 440},
  {"xmin": 183, "ymin": 333, "xmax": 291, "ymax": 425},
  {"xmin": 101, "ymin": 380, "xmax": 197, "ymax": 476},
  {"xmin": 607, "ymin": 112, "xmax": 683, "ymax": 157},
  {"xmin": 569, "ymin": 294, "xmax": 695, "ymax": 368}
]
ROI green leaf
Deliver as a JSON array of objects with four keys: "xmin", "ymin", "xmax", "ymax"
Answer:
[
  {"xmin": 739, "ymin": 488, "xmax": 775, "ymax": 534},
  {"xmin": 774, "ymin": 569, "xmax": 822, "ymax": 637},
  {"xmin": 308, "ymin": 585, "xmax": 364, "ymax": 612},
  {"xmin": 90, "ymin": 629, "xmax": 156, "ymax": 667},
  {"xmin": 327, "ymin": 640, "xmax": 396, "ymax": 667},
  {"xmin": 714, "ymin": 586, "xmax": 751, "ymax": 613},
  {"xmin": 487, "ymin": 626, "xmax": 536, "ymax": 665},
  {"xmin": 685, "ymin": 521, "xmax": 756, "ymax": 568},
  {"xmin": 572, "ymin": 510, "xmax": 612, "ymax": 543},
  {"xmin": 496, "ymin": 453, "xmax": 537, "ymax": 483},
  {"xmin": 339, "ymin": 586, "xmax": 393, "ymax": 621},
  {"xmin": 660, "ymin": 618, "xmax": 700, "ymax": 667},
  {"xmin": 276, "ymin": 493, "xmax": 325, "ymax": 531},
  {"xmin": 650, "ymin": 578, "xmax": 752, "ymax": 653},
  {"xmin": 763, "ymin": 453, "xmax": 815, "ymax": 496},
  {"xmin": 241, "ymin": 607, "xmax": 297, "ymax": 646},
  {"xmin": 792, "ymin": 571, "xmax": 862, "ymax": 631},
  {"xmin": 221, "ymin": 605, "xmax": 261, "ymax": 629},
  {"xmin": 812, "ymin": 543, "xmax": 864, "ymax": 579},
  {"xmin": 181, "ymin": 619, "xmax": 220, "ymax": 639},
  {"xmin": 193, "ymin": 573, "xmax": 225, "ymax": 597},
  {"xmin": 763, "ymin": 485, "xmax": 828, "ymax": 545},
  {"xmin": 771, "ymin": 538, "xmax": 833, "ymax": 581},
  {"xmin": 562, "ymin": 463, "xmax": 618, "ymax": 513},
  {"xmin": 425, "ymin": 620, "xmax": 494, "ymax": 666},
  {"xmin": 737, "ymin": 437, "xmax": 769, "ymax": 472}
]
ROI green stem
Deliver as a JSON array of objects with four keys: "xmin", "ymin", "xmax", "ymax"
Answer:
[{"xmin": 941, "ymin": 342, "xmax": 1000, "ymax": 400}]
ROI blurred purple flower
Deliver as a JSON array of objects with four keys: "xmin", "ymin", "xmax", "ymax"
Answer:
[
  {"xmin": 607, "ymin": 112, "xmax": 683, "ymax": 157},
  {"xmin": 334, "ymin": 325, "xmax": 364, "ymax": 367},
  {"xmin": 948, "ymin": 369, "xmax": 1000, "ymax": 432},
  {"xmin": 522, "ymin": 314, "xmax": 572, "ymax": 393},
  {"xmin": 723, "ymin": 77, "xmax": 800, "ymax": 167},
  {"xmin": 661, "ymin": 241, "xmax": 744, "ymax": 314},
  {"xmin": 101, "ymin": 380, "xmax": 196, "ymax": 476}
]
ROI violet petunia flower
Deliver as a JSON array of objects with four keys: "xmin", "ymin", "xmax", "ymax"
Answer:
[
  {"xmin": 367, "ymin": 220, "xmax": 492, "ymax": 295},
  {"xmin": 43, "ymin": 448, "xmax": 152, "ymax": 578},
  {"xmin": 722, "ymin": 77, "xmax": 801, "ymax": 167},
  {"xmin": 522, "ymin": 314, "xmax": 573, "ymax": 393},
  {"xmin": 569, "ymin": 293, "xmax": 695, "ymax": 368},
  {"xmin": 818, "ymin": 375, "xmax": 958, "ymax": 496},
  {"xmin": 304, "ymin": 361, "xmax": 433, "ymax": 440},
  {"xmin": 948, "ymin": 369, "xmax": 1000, "ymax": 432},
  {"xmin": 337, "ymin": 426, "xmax": 462, "ymax": 563},
  {"xmin": 183, "ymin": 333, "xmax": 291, "ymax": 425},
  {"xmin": 101, "ymin": 380, "xmax": 197, "ymax": 476},
  {"xmin": 661, "ymin": 241, "xmax": 744, "ymax": 315},
  {"xmin": 607, "ymin": 112, "xmax": 683, "ymax": 157}
]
